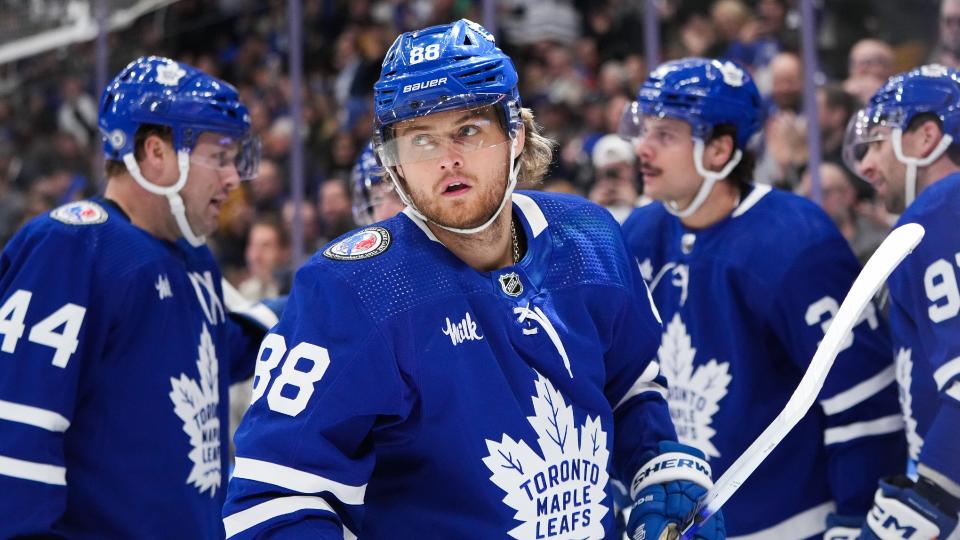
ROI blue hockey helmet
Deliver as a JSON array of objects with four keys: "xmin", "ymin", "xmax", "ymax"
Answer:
[
  {"xmin": 99, "ymin": 56, "xmax": 259, "ymax": 181},
  {"xmin": 99, "ymin": 56, "xmax": 260, "ymax": 246},
  {"xmin": 373, "ymin": 19, "xmax": 521, "ymax": 166},
  {"xmin": 371, "ymin": 19, "xmax": 524, "ymax": 234},
  {"xmin": 622, "ymin": 57, "xmax": 761, "ymax": 149},
  {"xmin": 351, "ymin": 141, "xmax": 399, "ymax": 226},
  {"xmin": 843, "ymin": 64, "xmax": 960, "ymax": 206},
  {"xmin": 621, "ymin": 58, "xmax": 761, "ymax": 218}
]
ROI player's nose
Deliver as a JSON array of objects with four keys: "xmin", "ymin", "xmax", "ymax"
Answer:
[{"xmin": 437, "ymin": 143, "xmax": 464, "ymax": 170}]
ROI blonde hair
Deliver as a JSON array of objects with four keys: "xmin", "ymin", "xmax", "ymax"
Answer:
[{"xmin": 517, "ymin": 107, "xmax": 556, "ymax": 185}]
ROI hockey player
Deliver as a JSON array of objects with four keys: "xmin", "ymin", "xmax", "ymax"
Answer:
[
  {"xmin": 844, "ymin": 64, "xmax": 960, "ymax": 539},
  {"xmin": 620, "ymin": 58, "xmax": 906, "ymax": 538},
  {"xmin": 223, "ymin": 20, "xmax": 724, "ymax": 539},
  {"xmin": 351, "ymin": 140, "xmax": 405, "ymax": 225},
  {"xmin": 0, "ymin": 56, "xmax": 274, "ymax": 538}
]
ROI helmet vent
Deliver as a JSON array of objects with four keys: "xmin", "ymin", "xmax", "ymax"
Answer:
[{"xmin": 463, "ymin": 34, "xmax": 473, "ymax": 46}]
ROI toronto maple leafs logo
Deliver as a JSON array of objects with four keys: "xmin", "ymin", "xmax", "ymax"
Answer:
[
  {"xmin": 156, "ymin": 60, "xmax": 187, "ymax": 86},
  {"xmin": 483, "ymin": 372, "xmax": 609, "ymax": 539},
  {"xmin": 895, "ymin": 347, "xmax": 923, "ymax": 462},
  {"xmin": 658, "ymin": 313, "xmax": 731, "ymax": 459},
  {"xmin": 169, "ymin": 323, "xmax": 221, "ymax": 496}
]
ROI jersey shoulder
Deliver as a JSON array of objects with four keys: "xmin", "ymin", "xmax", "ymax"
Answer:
[
  {"xmin": 735, "ymin": 186, "xmax": 841, "ymax": 246},
  {"xmin": 519, "ymin": 190, "xmax": 638, "ymax": 291},
  {"xmin": 4, "ymin": 200, "xmax": 180, "ymax": 283},
  {"xmin": 300, "ymin": 213, "xmax": 473, "ymax": 324},
  {"xmin": 897, "ymin": 172, "xmax": 960, "ymax": 232}
]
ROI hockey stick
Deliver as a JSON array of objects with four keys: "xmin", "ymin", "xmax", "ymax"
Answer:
[{"xmin": 675, "ymin": 222, "xmax": 925, "ymax": 540}]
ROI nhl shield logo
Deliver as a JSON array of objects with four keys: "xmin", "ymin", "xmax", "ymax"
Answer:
[{"xmin": 499, "ymin": 272, "xmax": 523, "ymax": 297}]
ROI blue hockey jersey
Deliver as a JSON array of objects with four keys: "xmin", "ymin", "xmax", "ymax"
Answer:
[
  {"xmin": 887, "ymin": 172, "xmax": 960, "ymax": 488},
  {"xmin": 622, "ymin": 185, "xmax": 906, "ymax": 539},
  {"xmin": 0, "ymin": 199, "xmax": 258, "ymax": 539},
  {"xmin": 223, "ymin": 192, "xmax": 676, "ymax": 539}
]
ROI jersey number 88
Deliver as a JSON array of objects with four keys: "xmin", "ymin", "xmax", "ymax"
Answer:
[{"xmin": 250, "ymin": 333, "xmax": 330, "ymax": 417}]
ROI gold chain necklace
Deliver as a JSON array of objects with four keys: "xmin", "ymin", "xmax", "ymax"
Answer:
[{"xmin": 511, "ymin": 218, "xmax": 520, "ymax": 264}]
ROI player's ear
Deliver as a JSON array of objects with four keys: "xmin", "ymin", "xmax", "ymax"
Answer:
[
  {"xmin": 919, "ymin": 118, "xmax": 945, "ymax": 158},
  {"xmin": 705, "ymin": 134, "xmax": 734, "ymax": 172},
  {"xmin": 512, "ymin": 121, "xmax": 525, "ymax": 156}
]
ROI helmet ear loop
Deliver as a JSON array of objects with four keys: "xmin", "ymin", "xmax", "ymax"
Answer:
[
  {"xmin": 664, "ymin": 138, "xmax": 742, "ymax": 218},
  {"xmin": 891, "ymin": 128, "xmax": 953, "ymax": 207},
  {"xmin": 123, "ymin": 149, "xmax": 206, "ymax": 246}
]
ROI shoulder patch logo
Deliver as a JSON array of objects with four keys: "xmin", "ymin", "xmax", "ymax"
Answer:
[
  {"xmin": 323, "ymin": 227, "xmax": 391, "ymax": 261},
  {"xmin": 658, "ymin": 313, "xmax": 731, "ymax": 459},
  {"xmin": 50, "ymin": 201, "xmax": 108, "ymax": 225},
  {"xmin": 483, "ymin": 371, "xmax": 610, "ymax": 539}
]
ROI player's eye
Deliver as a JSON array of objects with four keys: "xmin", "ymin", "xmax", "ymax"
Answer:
[
  {"xmin": 457, "ymin": 124, "xmax": 481, "ymax": 138},
  {"xmin": 412, "ymin": 134, "xmax": 437, "ymax": 149}
]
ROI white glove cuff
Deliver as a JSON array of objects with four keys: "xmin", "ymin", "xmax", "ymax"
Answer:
[{"xmin": 630, "ymin": 451, "xmax": 713, "ymax": 500}]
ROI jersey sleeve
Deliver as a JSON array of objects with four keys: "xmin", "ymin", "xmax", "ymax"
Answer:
[
  {"xmin": 890, "ymin": 214, "xmax": 960, "ymax": 488},
  {"xmin": 0, "ymin": 223, "xmax": 111, "ymax": 536},
  {"xmin": 768, "ymin": 232, "xmax": 906, "ymax": 516},
  {"xmin": 222, "ymin": 262, "xmax": 414, "ymax": 539},
  {"xmin": 604, "ymin": 235, "xmax": 677, "ymax": 491}
]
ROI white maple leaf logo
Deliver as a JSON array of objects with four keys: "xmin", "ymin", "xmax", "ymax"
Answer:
[
  {"xmin": 483, "ymin": 372, "xmax": 610, "ymax": 539},
  {"xmin": 169, "ymin": 323, "xmax": 221, "ymax": 496},
  {"xmin": 895, "ymin": 347, "xmax": 923, "ymax": 461},
  {"xmin": 658, "ymin": 313, "xmax": 731, "ymax": 459}
]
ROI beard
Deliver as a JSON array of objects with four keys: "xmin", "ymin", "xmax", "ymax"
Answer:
[{"xmin": 399, "ymin": 158, "xmax": 510, "ymax": 230}]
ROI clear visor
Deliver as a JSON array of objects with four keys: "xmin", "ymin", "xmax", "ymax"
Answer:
[
  {"xmin": 377, "ymin": 95, "xmax": 511, "ymax": 167},
  {"xmin": 841, "ymin": 107, "xmax": 900, "ymax": 181},
  {"xmin": 617, "ymin": 100, "xmax": 712, "ymax": 145},
  {"xmin": 189, "ymin": 133, "xmax": 261, "ymax": 181}
]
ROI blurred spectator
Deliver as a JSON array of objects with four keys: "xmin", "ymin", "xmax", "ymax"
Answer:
[
  {"xmin": 588, "ymin": 134, "xmax": 644, "ymax": 223},
  {"xmin": 844, "ymin": 38, "xmax": 895, "ymax": 104},
  {"xmin": 767, "ymin": 51, "xmax": 804, "ymax": 115},
  {"xmin": 238, "ymin": 215, "xmax": 291, "ymax": 302},
  {"xmin": 318, "ymin": 176, "xmax": 355, "ymax": 242},
  {"xmin": 56, "ymin": 76, "xmax": 98, "ymax": 149},
  {"xmin": 848, "ymin": 39, "xmax": 895, "ymax": 80},
  {"xmin": 931, "ymin": 0, "xmax": 960, "ymax": 69},
  {"xmin": 249, "ymin": 158, "xmax": 286, "ymax": 214},
  {"xmin": 756, "ymin": 52, "xmax": 807, "ymax": 189},
  {"xmin": 282, "ymin": 198, "xmax": 323, "ymax": 255},
  {"xmin": 797, "ymin": 162, "xmax": 887, "ymax": 264}
]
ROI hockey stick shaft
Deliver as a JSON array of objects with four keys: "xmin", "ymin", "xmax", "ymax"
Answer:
[{"xmin": 678, "ymin": 222, "xmax": 925, "ymax": 539}]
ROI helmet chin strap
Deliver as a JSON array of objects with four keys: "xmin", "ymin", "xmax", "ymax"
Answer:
[
  {"xmin": 664, "ymin": 138, "xmax": 742, "ymax": 218},
  {"xmin": 891, "ymin": 129, "xmax": 953, "ymax": 207},
  {"xmin": 385, "ymin": 137, "xmax": 521, "ymax": 235},
  {"xmin": 122, "ymin": 150, "xmax": 206, "ymax": 246}
]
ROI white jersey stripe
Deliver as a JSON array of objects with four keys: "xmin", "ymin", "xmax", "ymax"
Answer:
[
  {"xmin": 0, "ymin": 454, "xmax": 66, "ymax": 485},
  {"xmin": 614, "ymin": 361, "xmax": 667, "ymax": 411},
  {"xmin": 823, "ymin": 414, "xmax": 904, "ymax": 446},
  {"xmin": 0, "ymin": 399, "xmax": 69, "ymax": 432},
  {"xmin": 934, "ymin": 355, "xmax": 960, "ymax": 390},
  {"xmin": 233, "ymin": 457, "xmax": 366, "ymax": 505},
  {"xmin": 819, "ymin": 365, "xmax": 896, "ymax": 416},
  {"xmin": 728, "ymin": 500, "xmax": 834, "ymax": 540},
  {"xmin": 224, "ymin": 495, "xmax": 356, "ymax": 539},
  {"xmin": 513, "ymin": 193, "xmax": 548, "ymax": 238}
]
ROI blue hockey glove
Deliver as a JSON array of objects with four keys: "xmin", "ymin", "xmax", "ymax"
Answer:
[
  {"xmin": 824, "ymin": 513, "xmax": 863, "ymax": 540},
  {"xmin": 626, "ymin": 441, "xmax": 724, "ymax": 540},
  {"xmin": 860, "ymin": 476, "xmax": 959, "ymax": 539}
]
